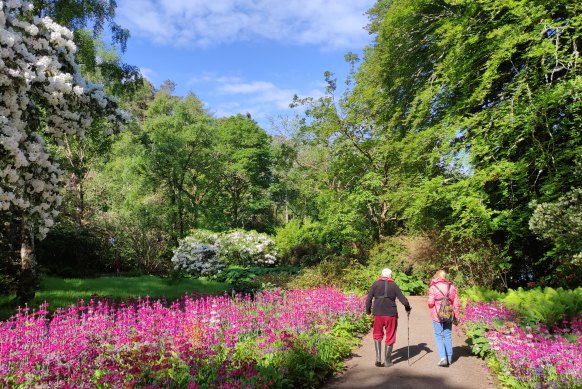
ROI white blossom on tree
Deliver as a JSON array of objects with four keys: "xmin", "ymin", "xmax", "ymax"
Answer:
[
  {"xmin": 1, "ymin": 0, "xmax": 127, "ymax": 239},
  {"xmin": 0, "ymin": 0, "xmax": 128, "ymax": 300}
]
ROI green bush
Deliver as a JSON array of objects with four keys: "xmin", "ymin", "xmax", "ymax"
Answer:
[
  {"xmin": 463, "ymin": 286, "xmax": 582, "ymax": 326},
  {"xmin": 502, "ymin": 286, "xmax": 582, "ymax": 325},
  {"xmin": 367, "ymin": 237, "xmax": 409, "ymax": 272},
  {"xmin": 274, "ymin": 219, "xmax": 330, "ymax": 265},
  {"xmin": 287, "ymin": 256, "xmax": 352, "ymax": 290},
  {"xmin": 36, "ymin": 224, "xmax": 112, "ymax": 277}
]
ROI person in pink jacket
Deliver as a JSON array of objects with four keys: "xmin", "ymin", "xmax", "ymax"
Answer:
[{"xmin": 427, "ymin": 270, "xmax": 460, "ymax": 367}]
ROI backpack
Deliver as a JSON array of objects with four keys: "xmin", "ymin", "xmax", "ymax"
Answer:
[{"xmin": 435, "ymin": 283, "xmax": 454, "ymax": 324}]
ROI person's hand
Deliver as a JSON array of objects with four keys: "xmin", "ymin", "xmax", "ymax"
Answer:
[{"xmin": 405, "ymin": 305, "xmax": 412, "ymax": 312}]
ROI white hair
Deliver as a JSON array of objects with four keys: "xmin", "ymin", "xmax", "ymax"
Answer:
[{"xmin": 381, "ymin": 268, "xmax": 392, "ymax": 277}]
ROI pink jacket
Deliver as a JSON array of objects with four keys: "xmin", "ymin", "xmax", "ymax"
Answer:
[{"xmin": 427, "ymin": 278, "xmax": 460, "ymax": 322}]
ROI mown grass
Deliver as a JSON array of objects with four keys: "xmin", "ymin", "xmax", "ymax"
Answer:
[{"xmin": 0, "ymin": 275, "xmax": 229, "ymax": 320}]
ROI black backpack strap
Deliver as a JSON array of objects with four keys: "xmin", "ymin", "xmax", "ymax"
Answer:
[{"xmin": 376, "ymin": 279, "xmax": 390, "ymax": 299}]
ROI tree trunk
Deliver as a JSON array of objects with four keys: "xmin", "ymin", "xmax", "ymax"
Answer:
[{"xmin": 17, "ymin": 222, "xmax": 37, "ymax": 306}]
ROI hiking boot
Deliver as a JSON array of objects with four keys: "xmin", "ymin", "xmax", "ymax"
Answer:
[{"xmin": 438, "ymin": 358, "xmax": 449, "ymax": 367}]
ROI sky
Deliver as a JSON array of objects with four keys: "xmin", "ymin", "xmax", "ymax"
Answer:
[{"xmin": 115, "ymin": 0, "xmax": 377, "ymax": 132}]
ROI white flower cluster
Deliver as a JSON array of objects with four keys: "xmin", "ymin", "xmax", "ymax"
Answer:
[
  {"xmin": 216, "ymin": 229, "xmax": 278, "ymax": 267},
  {"xmin": 171, "ymin": 229, "xmax": 279, "ymax": 276},
  {"xmin": 171, "ymin": 236, "xmax": 225, "ymax": 276},
  {"xmin": 0, "ymin": 1, "xmax": 128, "ymax": 239}
]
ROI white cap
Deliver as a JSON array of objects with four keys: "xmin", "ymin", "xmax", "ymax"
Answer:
[{"xmin": 381, "ymin": 268, "xmax": 392, "ymax": 277}]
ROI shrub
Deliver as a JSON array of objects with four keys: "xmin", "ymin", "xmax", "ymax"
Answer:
[
  {"xmin": 289, "ymin": 255, "xmax": 427, "ymax": 295},
  {"xmin": 367, "ymin": 237, "xmax": 410, "ymax": 271},
  {"xmin": 218, "ymin": 230, "xmax": 278, "ymax": 267},
  {"xmin": 171, "ymin": 230, "xmax": 279, "ymax": 276},
  {"xmin": 36, "ymin": 224, "xmax": 111, "ymax": 277},
  {"xmin": 274, "ymin": 218, "xmax": 328, "ymax": 265},
  {"xmin": 287, "ymin": 256, "xmax": 352, "ymax": 290},
  {"xmin": 171, "ymin": 236, "xmax": 224, "ymax": 276}
]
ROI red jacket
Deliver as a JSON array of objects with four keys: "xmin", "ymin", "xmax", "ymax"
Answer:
[{"xmin": 427, "ymin": 278, "xmax": 460, "ymax": 322}]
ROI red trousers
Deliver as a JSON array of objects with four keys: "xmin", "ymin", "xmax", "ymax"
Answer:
[{"xmin": 373, "ymin": 315, "xmax": 398, "ymax": 345}]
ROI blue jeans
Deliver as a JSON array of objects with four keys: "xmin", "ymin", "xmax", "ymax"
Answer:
[{"xmin": 432, "ymin": 320, "xmax": 453, "ymax": 362}]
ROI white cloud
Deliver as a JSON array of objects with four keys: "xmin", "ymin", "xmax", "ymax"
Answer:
[
  {"xmin": 192, "ymin": 74, "xmax": 324, "ymax": 129},
  {"xmin": 139, "ymin": 67, "xmax": 159, "ymax": 84},
  {"xmin": 117, "ymin": 0, "xmax": 376, "ymax": 49}
]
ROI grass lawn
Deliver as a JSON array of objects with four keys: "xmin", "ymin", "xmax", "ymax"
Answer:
[{"xmin": 0, "ymin": 275, "xmax": 229, "ymax": 320}]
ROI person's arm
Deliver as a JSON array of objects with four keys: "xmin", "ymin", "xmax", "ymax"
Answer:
[
  {"xmin": 365, "ymin": 284, "xmax": 375, "ymax": 315},
  {"xmin": 428, "ymin": 284, "xmax": 436, "ymax": 308},
  {"xmin": 395, "ymin": 284, "xmax": 412, "ymax": 312}
]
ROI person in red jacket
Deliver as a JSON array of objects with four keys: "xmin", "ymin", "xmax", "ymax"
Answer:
[
  {"xmin": 365, "ymin": 268, "xmax": 412, "ymax": 367},
  {"xmin": 427, "ymin": 269, "xmax": 461, "ymax": 367}
]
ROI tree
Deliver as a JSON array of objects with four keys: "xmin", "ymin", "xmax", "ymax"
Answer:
[
  {"xmin": 0, "ymin": 1, "xmax": 126, "ymax": 303},
  {"xmin": 212, "ymin": 115, "xmax": 273, "ymax": 231},
  {"xmin": 349, "ymin": 0, "xmax": 582, "ymax": 285},
  {"xmin": 140, "ymin": 90, "xmax": 217, "ymax": 239}
]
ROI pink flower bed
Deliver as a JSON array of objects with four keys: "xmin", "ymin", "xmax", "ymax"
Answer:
[
  {"xmin": 0, "ymin": 288, "xmax": 365, "ymax": 388},
  {"xmin": 464, "ymin": 301, "xmax": 582, "ymax": 388}
]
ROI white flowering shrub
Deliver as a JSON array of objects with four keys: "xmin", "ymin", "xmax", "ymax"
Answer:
[
  {"xmin": 171, "ymin": 235, "xmax": 224, "ymax": 276},
  {"xmin": 218, "ymin": 230, "xmax": 278, "ymax": 267},
  {"xmin": 0, "ymin": 1, "xmax": 128, "ymax": 240},
  {"xmin": 171, "ymin": 229, "xmax": 278, "ymax": 276}
]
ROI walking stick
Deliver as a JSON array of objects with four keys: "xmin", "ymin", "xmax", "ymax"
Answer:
[{"xmin": 407, "ymin": 310, "xmax": 410, "ymax": 365}]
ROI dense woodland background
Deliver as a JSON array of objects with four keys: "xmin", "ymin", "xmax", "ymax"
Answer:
[{"xmin": 1, "ymin": 0, "xmax": 581, "ymax": 302}]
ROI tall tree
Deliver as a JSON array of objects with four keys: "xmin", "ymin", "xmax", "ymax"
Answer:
[
  {"xmin": 351, "ymin": 0, "xmax": 582, "ymax": 286},
  {"xmin": 140, "ymin": 90, "xmax": 217, "ymax": 239},
  {"xmin": 211, "ymin": 115, "xmax": 273, "ymax": 231}
]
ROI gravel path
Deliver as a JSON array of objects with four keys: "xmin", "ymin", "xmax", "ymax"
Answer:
[{"xmin": 324, "ymin": 296, "xmax": 497, "ymax": 389}]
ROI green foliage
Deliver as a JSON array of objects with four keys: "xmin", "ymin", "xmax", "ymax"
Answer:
[
  {"xmin": 36, "ymin": 223, "xmax": 112, "ymax": 277},
  {"xmin": 462, "ymin": 286, "xmax": 505, "ymax": 303},
  {"xmin": 464, "ymin": 286, "xmax": 582, "ymax": 326},
  {"xmin": 274, "ymin": 218, "xmax": 328, "ymax": 265},
  {"xmin": 289, "ymin": 255, "xmax": 426, "ymax": 295},
  {"xmin": 502, "ymin": 287, "xmax": 582, "ymax": 326},
  {"xmin": 529, "ymin": 188, "xmax": 582, "ymax": 286},
  {"xmin": 209, "ymin": 114, "xmax": 274, "ymax": 231},
  {"xmin": 465, "ymin": 323, "xmax": 493, "ymax": 359},
  {"xmin": 141, "ymin": 91, "xmax": 217, "ymax": 238},
  {"xmin": 367, "ymin": 237, "xmax": 410, "ymax": 271},
  {"xmin": 287, "ymin": 256, "xmax": 352, "ymax": 290}
]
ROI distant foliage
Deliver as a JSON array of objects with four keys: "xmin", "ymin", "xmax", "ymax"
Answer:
[
  {"xmin": 171, "ymin": 230, "xmax": 277, "ymax": 276},
  {"xmin": 289, "ymin": 256, "xmax": 426, "ymax": 295}
]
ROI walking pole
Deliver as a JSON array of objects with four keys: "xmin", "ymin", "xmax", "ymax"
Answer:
[{"xmin": 407, "ymin": 310, "xmax": 410, "ymax": 365}]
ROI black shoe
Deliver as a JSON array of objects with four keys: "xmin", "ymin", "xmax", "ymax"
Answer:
[{"xmin": 375, "ymin": 361, "xmax": 384, "ymax": 367}]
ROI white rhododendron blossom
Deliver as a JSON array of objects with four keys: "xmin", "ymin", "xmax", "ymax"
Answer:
[
  {"xmin": 171, "ymin": 229, "xmax": 278, "ymax": 276},
  {"xmin": 217, "ymin": 230, "xmax": 278, "ymax": 266},
  {"xmin": 171, "ymin": 237, "xmax": 225, "ymax": 276},
  {"xmin": 0, "ymin": 1, "xmax": 128, "ymax": 239}
]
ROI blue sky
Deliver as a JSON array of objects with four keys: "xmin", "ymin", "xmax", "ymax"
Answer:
[{"xmin": 115, "ymin": 0, "xmax": 377, "ymax": 131}]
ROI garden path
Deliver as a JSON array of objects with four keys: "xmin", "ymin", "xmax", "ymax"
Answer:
[{"xmin": 324, "ymin": 296, "xmax": 497, "ymax": 389}]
